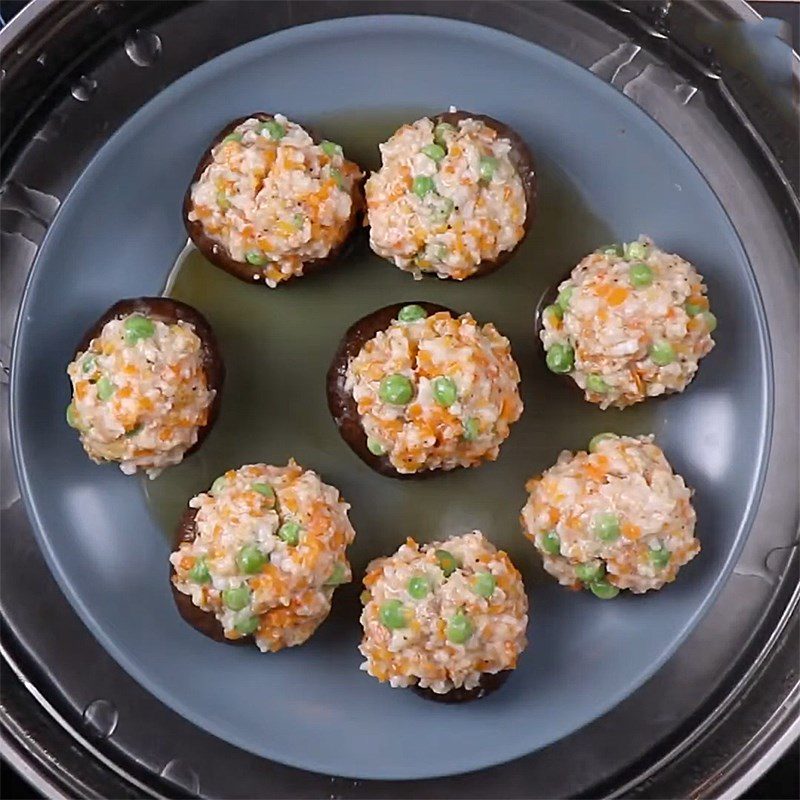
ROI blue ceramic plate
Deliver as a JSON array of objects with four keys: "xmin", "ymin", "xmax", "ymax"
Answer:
[{"xmin": 11, "ymin": 16, "xmax": 771, "ymax": 780}]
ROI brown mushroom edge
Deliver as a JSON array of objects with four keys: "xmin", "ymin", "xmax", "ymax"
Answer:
[
  {"xmin": 326, "ymin": 301, "xmax": 456, "ymax": 479},
  {"xmin": 183, "ymin": 112, "xmax": 366, "ymax": 286},
  {"xmin": 378, "ymin": 110, "xmax": 537, "ymax": 280},
  {"xmin": 411, "ymin": 670, "xmax": 511, "ymax": 703},
  {"xmin": 74, "ymin": 297, "xmax": 225, "ymax": 460},
  {"xmin": 170, "ymin": 507, "xmax": 249, "ymax": 646}
]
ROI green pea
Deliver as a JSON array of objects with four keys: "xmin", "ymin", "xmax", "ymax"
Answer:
[
  {"xmin": 329, "ymin": 167, "xmax": 345, "ymax": 190},
  {"xmin": 589, "ymin": 432, "xmax": 618, "ymax": 453},
  {"xmin": 223, "ymin": 132, "xmax": 243, "ymax": 144},
  {"xmin": 546, "ymin": 343, "xmax": 574, "ymax": 374},
  {"xmin": 541, "ymin": 530, "xmax": 561, "ymax": 556},
  {"xmin": 245, "ymin": 250, "xmax": 267, "ymax": 266},
  {"xmin": 479, "ymin": 156, "xmax": 498, "ymax": 182},
  {"xmin": 216, "ymin": 191, "xmax": 231, "ymax": 211},
  {"xmin": 649, "ymin": 340, "xmax": 675, "ymax": 366},
  {"xmin": 684, "ymin": 302, "xmax": 703, "ymax": 317},
  {"xmin": 589, "ymin": 579, "xmax": 620, "ymax": 599},
  {"xmin": 430, "ymin": 242, "xmax": 449, "ymax": 261},
  {"xmin": 379, "ymin": 599, "xmax": 408, "ymax": 629},
  {"xmin": 625, "ymin": 241, "xmax": 649, "ymax": 260},
  {"xmin": 398, "ymin": 304, "xmax": 427, "ymax": 322},
  {"xmin": 320, "ymin": 140, "xmax": 342, "ymax": 158},
  {"xmin": 125, "ymin": 424, "xmax": 143, "ymax": 438},
  {"xmin": 251, "ymin": 482, "xmax": 274, "ymax": 498},
  {"xmin": 379, "ymin": 374, "xmax": 413, "ymax": 405},
  {"xmin": 596, "ymin": 243, "xmax": 624, "ymax": 257},
  {"xmin": 188, "ymin": 558, "xmax": 211, "ymax": 584},
  {"xmin": 278, "ymin": 521, "xmax": 301, "ymax": 546},
  {"xmin": 462, "ymin": 417, "xmax": 480, "ymax": 441},
  {"xmin": 236, "ymin": 545, "xmax": 267, "ymax": 574},
  {"xmin": 593, "ymin": 512, "xmax": 621, "ymax": 542},
  {"xmin": 210, "ymin": 476, "xmax": 227, "ymax": 495},
  {"xmin": 422, "ymin": 143, "xmax": 446, "ymax": 162},
  {"xmin": 124, "ymin": 314, "xmax": 155, "ymax": 344},
  {"xmin": 575, "ymin": 561, "xmax": 605, "ymax": 582},
  {"xmin": 649, "ymin": 546, "xmax": 672, "ymax": 569},
  {"xmin": 586, "ymin": 374, "xmax": 608, "ymax": 394},
  {"xmin": 66, "ymin": 403, "xmax": 80, "ymax": 429},
  {"xmin": 543, "ymin": 304, "xmax": 563, "ymax": 323},
  {"xmin": 235, "ymin": 616, "xmax": 260, "ymax": 635},
  {"xmin": 96, "ymin": 376, "xmax": 115, "ymax": 401},
  {"xmin": 407, "ymin": 576, "xmax": 430, "ymax": 600},
  {"xmin": 292, "ymin": 212, "xmax": 305, "ymax": 228},
  {"xmin": 431, "ymin": 197, "xmax": 454, "ymax": 222},
  {"xmin": 366, "ymin": 437, "xmax": 387, "ymax": 456},
  {"xmin": 446, "ymin": 610, "xmax": 473, "ymax": 644},
  {"xmin": 260, "ymin": 120, "xmax": 285, "ymax": 140},
  {"xmin": 556, "ymin": 286, "xmax": 573, "ymax": 311},
  {"xmin": 412, "ymin": 175, "xmax": 434, "ymax": 198},
  {"xmin": 82, "ymin": 355, "xmax": 96, "ymax": 373},
  {"xmin": 435, "ymin": 549, "xmax": 458, "ymax": 577},
  {"xmin": 629, "ymin": 262, "xmax": 653, "ymax": 288},
  {"xmin": 325, "ymin": 563, "xmax": 348, "ymax": 586},
  {"xmin": 700, "ymin": 311, "xmax": 717, "ymax": 332},
  {"xmin": 473, "ymin": 572, "xmax": 496, "ymax": 598},
  {"xmin": 222, "ymin": 586, "xmax": 251, "ymax": 611},
  {"xmin": 432, "ymin": 376, "xmax": 457, "ymax": 407},
  {"xmin": 433, "ymin": 122, "xmax": 456, "ymax": 146}
]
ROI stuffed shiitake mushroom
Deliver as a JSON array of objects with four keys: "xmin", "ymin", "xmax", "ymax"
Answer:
[
  {"xmin": 539, "ymin": 237, "xmax": 716, "ymax": 408},
  {"xmin": 327, "ymin": 302, "xmax": 523, "ymax": 478},
  {"xmin": 66, "ymin": 297, "xmax": 223, "ymax": 478},
  {"xmin": 365, "ymin": 109, "xmax": 536, "ymax": 280},
  {"xmin": 360, "ymin": 531, "xmax": 528, "ymax": 702},
  {"xmin": 521, "ymin": 434, "xmax": 700, "ymax": 597},
  {"xmin": 184, "ymin": 113, "xmax": 364, "ymax": 287},
  {"xmin": 170, "ymin": 461, "xmax": 356, "ymax": 651}
]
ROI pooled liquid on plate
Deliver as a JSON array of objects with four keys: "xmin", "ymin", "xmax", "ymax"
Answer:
[{"xmin": 143, "ymin": 109, "xmax": 656, "ymax": 585}]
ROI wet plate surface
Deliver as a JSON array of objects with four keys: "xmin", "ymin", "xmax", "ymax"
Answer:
[{"xmin": 10, "ymin": 16, "xmax": 770, "ymax": 780}]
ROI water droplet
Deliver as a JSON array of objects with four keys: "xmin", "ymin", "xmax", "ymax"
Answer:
[
  {"xmin": 36, "ymin": 53, "xmax": 47, "ymax": 66},
  {"xmin": 1, "ymin": 69, "xmax": 6, "ymax": 80},
  {"xmin": 674, "ymin": 83, "xmax": 698, "ymax": 105},
  {"xmin": 160, "ymin": 759, "xmax": 200, "ymax": 794},
  {"xmin": 0, "ymin": 182, "xmax": 61, "ymax": 228},
  {"xmin": 82, "ymin": 699, "xmax": 118, "ymax": 738},
  {"xmin": 15, "ymin": 45, "xmax": 26, "ymax": 56},
  {"xmin": 590, "ymin": 43, "xmax": 641, "ymax": 84},
  {"xmin": 70, "ymin": 75, "xmax": 97, "ymax": 102},
  {"xmin": 124, "ymin": 29, "xmax": 162, "ymax": 67}
]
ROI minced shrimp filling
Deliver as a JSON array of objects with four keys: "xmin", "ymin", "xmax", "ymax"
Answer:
[
  {"xmin": 521, "ymin": 435, "xmax": 700, "ymax": 595},
  {"xmin": 170, "ymin": 461, "xmax": 355, "ymax": 652},
  {"xmin": 366, "ymin": 113, "xmax": 527, "ymax": 279},
  {"xmin": 189, "ymin": 115, "xmax": 362, "ymax": 286},
  {"xmin": 541, "ymin": 237, "xmax": 716, "ymax": 409},
  {"xmin": 344, "ymin": 308, "xmax": 523, "ymax": 474},
  {"xmin": 66, "ymin": 314, "xmax": 214, "ymax": 478},
  {"xmin": 360, "ymin": 531, "xmax": 528, "ymax": 693}
]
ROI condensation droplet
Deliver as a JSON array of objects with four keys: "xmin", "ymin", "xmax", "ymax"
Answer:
[
  {"xmin": 36, "ymin": 53, "xmax": 47, "ymax": 66},
  {"xmin": 82, "ymin": 699, "xmax": 119, "ymax": 738},
  {"xmin": 590, "ymin": 43, "xmax": 641, "ymax": 84},
  {"xmin": 124, "ymin": 29, "xmax": 162, "ymax": 67},
  {"xmin": 674, "ymin": 83, "xmax": 698, "ymax": 105},
  {"xmin": 0, "ymin": 182, "xmax": 61, "ymax": 228},
  {"xmin": 71, "ymin": 75, "xmax": 97, "ymax": 102},
  {"xmin": 160, "ymin": 759, "xmax": 200, "ymax": 794}
]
